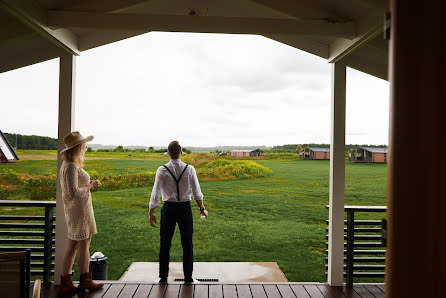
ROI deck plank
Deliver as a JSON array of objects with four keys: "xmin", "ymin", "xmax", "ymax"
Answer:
[
  {"xmin": 353, "ymin": 285, "xmax": 375, "ymax": 298},
  {"xmin": 222, "ymin": 285, "xmax": 237, "ymax": 298},
  {"xmin": 164, "ymin": 284, "xmax": 181, "ymax": 298},
  {"xmin": 303, "ymin": 285, "xmax": 324, "ymax": 298},
  {"xmin": 133, "ymin": 284, "xmax": 153, "ymax": 298},
  {"xmin": 249, "ymin": 285, "xmax": 267, "ymax": 298},
  {"xmin": 377, "ymin": 285, "xmax": 385, "ymax": 292},
  {"xmin": 236, "ymin": 285, "xmax": 252, "ymax": 298},
  {"xmin": 289, "ymin": 285, "xmax": 310, "ymax": 298},
  {"xmin": 103, "ymin": 283, "xmax": 125, "ymax": 298},
  {"xmin": 179, "ymin": 284, "xmax": 194, "ymax": 298},
  {"xmin": 341, "ymin": 286, "xmax": 361, "ymax": 298},
  {"xmin": 363, "ymin": 285, "xmax": 384, "ymax": 297},
  {"xmin": 277, "ymin": 284, "xmax": 296, "ymax": 298},
  {"xmin": 148, "ymin": 284, "xmax": 167, "ymax": 298},
  {"xmin": 209, "ymin": 284, "xmax": 223, "ymax": 298},
  {"xmin": 118, "ymin": 284, "xmax": 138, "ymax": 297},
  {"xmin": 194, "ymin": 284, "xmax": 208, "ymax": 298},
  {"xmin": 263, "ymin": 285, "xmax": 281, "ymax": 298},
  {"xmin": 85, "ymin": 283, "xmax": 111, "ymax": 298},
  {"xmin": 317, "ymin": 284, "xmax": 344, "ymax": 298}
]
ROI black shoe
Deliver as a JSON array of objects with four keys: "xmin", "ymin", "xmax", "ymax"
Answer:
[{"xmin": 184, "ymin": 278, "xmax": 199, "ymax": 283}]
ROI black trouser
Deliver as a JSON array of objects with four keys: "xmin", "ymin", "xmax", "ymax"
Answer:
[{"xmin": 159, "ymin": 201, "xmax": 194, "ymax": 279}]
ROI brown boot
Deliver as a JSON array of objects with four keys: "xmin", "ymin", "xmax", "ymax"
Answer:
[
  {"xmin": 78, "ymin": 272, "xmax": 104, "ymax": 291},
  {"xmin": 58, "ymin": 274, "xmax": 77, "ymax": 296}
]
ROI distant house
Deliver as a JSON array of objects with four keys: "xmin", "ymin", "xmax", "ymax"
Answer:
[
  {"xmin": 0, "ymin": 130, "xmax": 19, "ymax": 163},
  {"xmin": 300, "ymin": 147, "xmax": 330, "ymax": 160},
  {"xmin": 349, "ymin": 147, "xmax": 388, "ymax": 163},
  {"xmin": 230, "ymin": 149, "xmax": 262, "ymax": 157}
]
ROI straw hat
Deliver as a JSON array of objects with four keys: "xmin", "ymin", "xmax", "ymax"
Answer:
[{"xmin": 60, "ymin": 131, "xmax": 94, "ymax": 154}]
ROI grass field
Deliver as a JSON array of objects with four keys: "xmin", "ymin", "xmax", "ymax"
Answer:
[{"xmin": 0, "ymin": 151, "xmax": 387, "ymax": 282}]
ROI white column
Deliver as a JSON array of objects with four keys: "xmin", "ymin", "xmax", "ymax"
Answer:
[
  {"xmin": 54, "ymin": 54, "xmax": 76, "ymax": 284},
  {"xmin": 328, "ymin": 61, "xmax": 346, "ymax": 286}
]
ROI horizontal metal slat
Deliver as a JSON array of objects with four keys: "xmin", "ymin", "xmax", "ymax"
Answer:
[
  {"xmin": 0, "ymin": 231, "xmax": 46, "ymax": 237},
  {"xmin": 325, "ymin": 220, "xmax": 382, "ymax": 226},
  {"xmin": 30, "ymin": 270, "xmax": 54, "ymax": 276},
  {"xmin": 0, "ymin": 223, "xmax": 55, "ymax": 229},
  {"xmin": 31, "ymin": 254, "xmax": 55, "ymax": 260},
  {"xmin": 0, "ymin": 200, "xmax": 56, "ymax": 208},
  {"xmin": 326, "ymin": 264, "xmax": 386, "ymax": 270},
  {"xmin": 31, "ymin": 262, "xmax": 55, "ymax": 269},
  {"xmin": 326, "ymin": 228, "xmax": 382, "ymax": 233},
  {"xmin": 0, "ymin": 216, "xmax": 46, "ymax": 221},
  {"xmin": 325, "ymin": 235, "xmax": 383, "ymax": 241},
  {"xmin": 0, "ymin": 239, "xmax": 54, "ymax": 245},
  {"xmin": 325, "ymin": 257, "xmax": 386, "ymax": 263},
  {"xmin": 325, "ymin": 250, "xmax": 386, "ymax": 255},
  {"xmin": 0, "ymin": 246, "xmax": 55, "ymax": 252}
]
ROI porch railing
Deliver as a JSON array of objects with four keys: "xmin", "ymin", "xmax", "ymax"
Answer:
[
  {"xmin": 0, "ymin": 200, "xmax": 56, "ymax": 287},
  {"xmin": 325, "ymin": 205, "xmax": 387, "ymax": 286}
]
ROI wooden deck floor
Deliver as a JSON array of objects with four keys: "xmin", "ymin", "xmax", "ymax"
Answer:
[{"xmin": 38, "ymin": 282, "xmax": 385, "ymax": 298}]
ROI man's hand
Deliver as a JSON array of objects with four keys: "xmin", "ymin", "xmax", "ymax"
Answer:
[
  {"xmin": 149, "ymin": 211, "xmax": 157, "ymax": 227},
  {"xmin": 200, "ymin": 209, "xmax": 209, "ymax": 219}
]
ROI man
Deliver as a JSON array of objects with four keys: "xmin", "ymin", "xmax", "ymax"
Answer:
[{"xmin": 149, "ymin": 141, "xmax": 208, "ymax": 283}]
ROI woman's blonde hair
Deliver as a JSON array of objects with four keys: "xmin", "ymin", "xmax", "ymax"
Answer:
[{"xmin": 62, "ymin": 143, "xmax": 85, "ymax": 167}]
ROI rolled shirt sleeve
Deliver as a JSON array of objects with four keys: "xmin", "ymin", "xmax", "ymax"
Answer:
[
  {"xmin": 190, "ymin": 166, "xmax": 203, "ymax": 201},
  {"xmin": 149, "ymin": 167, "xmax": 163, "ymax": 209}
]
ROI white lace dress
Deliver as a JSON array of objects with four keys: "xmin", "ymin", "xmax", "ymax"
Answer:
[{"xmin": 60, "ymin": 161, "xmax": 97, "ymax": 240}]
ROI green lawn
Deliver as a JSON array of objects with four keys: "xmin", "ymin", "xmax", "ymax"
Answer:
[{"xmin": 0, "ymin": 153, "xmax": 387, "ymax": 282}]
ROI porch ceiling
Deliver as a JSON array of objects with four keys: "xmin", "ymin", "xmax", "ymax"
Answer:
[{"xmin": 0, "ymin": 0, "xmax": 389, "ymax": 79}]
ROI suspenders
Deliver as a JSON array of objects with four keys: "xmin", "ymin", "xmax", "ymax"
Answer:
[{"xmin": 163, "ymin": 164, "xmax": 189, "ymax": 201}]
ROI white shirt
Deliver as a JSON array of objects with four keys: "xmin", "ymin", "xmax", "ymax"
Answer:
[{"xmin": 149, "ymin": 159, "xmax": 203, "ymax": 209}]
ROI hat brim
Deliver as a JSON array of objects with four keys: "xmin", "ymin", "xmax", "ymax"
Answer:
[{"xmin": 60, "ymin": 135, "xmax": 94, "ymax": 154}]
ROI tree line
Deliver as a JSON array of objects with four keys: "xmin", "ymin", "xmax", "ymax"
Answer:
[{"xmin": 4, "ymin": 133, "xmax": 58, "ymax": 150}]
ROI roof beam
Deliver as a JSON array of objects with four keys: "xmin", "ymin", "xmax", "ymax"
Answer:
[
  {"xmin": 47, "ymin": 11, "xmax": 356, "ymax": 38},
  {"xmin": 250, "ymin": 0, "xmax": 349, "ymax": 21},
  {"xmin": 328, "ymin": 12, "xmax": 384, "ymax": 63},
  {"xmin": 0, "ymin": 0, "xmax": 80, "ymax": 55}
]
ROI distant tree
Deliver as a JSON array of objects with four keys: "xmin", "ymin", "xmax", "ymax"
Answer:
[
  {"xmin": 87, "ymin": 147, "xmax": 92, "ymax": 152},
  {"xmin": 114, "ymin": 146, "xmax": 124, "ymax": 152},
  {"xmin": 4, "ymin": 133, "xmax": 57, "ymax": 150}
]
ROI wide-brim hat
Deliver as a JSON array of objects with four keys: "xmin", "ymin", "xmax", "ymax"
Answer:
[{"xmin": 60, "ymin": 131, "xmax": 94, "ymax": 154}]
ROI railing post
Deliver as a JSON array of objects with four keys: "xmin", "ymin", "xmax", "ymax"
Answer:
[
  {"xmin": 43, "ymin": 206, "xmax": 54, "ymax": 287},
  {"xmin": 346, "ymin": 210, "xmax": 355, "ymax": 287},
  {"xmin": 25, "ymin": 248, "xmax": 30, "ymax": 298}
]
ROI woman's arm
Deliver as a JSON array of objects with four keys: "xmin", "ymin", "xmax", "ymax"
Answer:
[{"xmin": 65, "ymin": 164, "xmax": 91, "ymax": 199}]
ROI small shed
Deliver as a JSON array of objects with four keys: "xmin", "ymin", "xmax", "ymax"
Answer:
[
  {"xmin": 0, "ymin": 130, "xmax": 19, "ymax": 163},
  {"xmin": 300, "ymin": 147, "xmax": 330, "ymax": 160},
  {"xmin": 349, "ymin": 147, "xmax": 388, "ymax": 163},
  {"xmin": 230, "ymin": 149, "xmax": 263, "ymax": 158}
]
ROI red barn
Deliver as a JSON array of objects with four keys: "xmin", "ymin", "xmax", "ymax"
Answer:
[
  {"xmin": 349, "ymin": 147, "xmax": 387, "ymax": 163},
  {"xmin": 300, "ymin": 147, "xmax": 330, "ymax": 160},
  {"xmin": 230, "ymin": 149, "xmax": 262, "ymax": 158}
]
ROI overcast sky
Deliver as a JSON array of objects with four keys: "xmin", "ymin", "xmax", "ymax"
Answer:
[{"xmin": 0, "ymin": 32, "xmax": 389, "ymax": 147}]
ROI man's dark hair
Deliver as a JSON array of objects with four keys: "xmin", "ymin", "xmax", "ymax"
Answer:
[{"xmin": 168, "ymin": 141, "xmax": 182, "ymax": 159}]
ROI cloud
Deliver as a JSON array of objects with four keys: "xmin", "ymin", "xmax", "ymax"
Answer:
[{"xmin": 0, "ymin": 32, "xmax": 389, "ymax": 147}]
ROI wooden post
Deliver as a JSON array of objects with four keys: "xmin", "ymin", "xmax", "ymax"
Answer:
[
  {"xmin": 328, "ymin": 61, "xmax": 346, "ymax": 286},
  {"xmin": 386, "ymin": 1, "xmax": 446, "ymax": 297},
  {"xmin": 54, "ymin": 54, "xmax": 76, "ymax": 285}
]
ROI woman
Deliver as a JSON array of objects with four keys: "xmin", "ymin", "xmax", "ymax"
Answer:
[{"xmin": 58, "ymin": 131, "xmax": 103, "ymax": 295}]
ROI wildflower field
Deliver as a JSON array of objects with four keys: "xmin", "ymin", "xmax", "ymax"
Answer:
[{"xmin": 0, "ymin": 151, "xmax": 386, "ymax": 282}]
